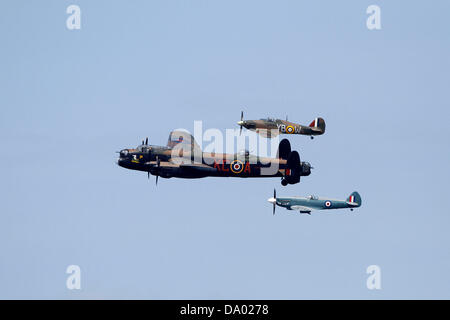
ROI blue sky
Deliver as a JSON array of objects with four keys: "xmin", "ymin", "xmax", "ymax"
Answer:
[{"xmin": 1, "ymin": 0, "xmax": 449, "ymax": 299}]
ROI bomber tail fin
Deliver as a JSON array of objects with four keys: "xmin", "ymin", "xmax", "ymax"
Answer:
[
  {"xmin": 285, "ymin": 150, "xmax": 301, "ymax": 184},
  {"xmin": 347, "ymin": 191, "xmax": 362, "ymax": 207},
  {"xmin": 309, "ymin": 117, "xmax": 326, "ymax": 134},
  {"xmin": 277, "ymin": 139, "xmax": 291, "ymax": 160}
]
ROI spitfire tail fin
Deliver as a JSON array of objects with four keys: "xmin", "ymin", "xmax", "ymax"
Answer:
[
  {"xmin": 347, "ymin": 191, "xmax": 362, "ymax": 207},
  {"xmin": 309, "ymin": 117, "xmax": 326, "ymax": 133}
]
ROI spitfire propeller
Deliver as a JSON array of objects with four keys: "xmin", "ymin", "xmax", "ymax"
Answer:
[{"xmin": 267, "ymin": 188, "xmax": 277, "ymax": 215}]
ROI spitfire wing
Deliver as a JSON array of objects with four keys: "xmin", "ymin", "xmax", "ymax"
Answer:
[{"xmin": 290, "ymin": 205, "xmax": 314, "ymax": 213}]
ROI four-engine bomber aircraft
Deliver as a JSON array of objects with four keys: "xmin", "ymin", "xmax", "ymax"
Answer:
[
  {"xmin": 237, "ymin": 111, "xmax": 326, "ymax": 139},
  {"xmin": 117, "ymin": 131, "xmax": 312, "ymax": 186},
  {"xmin": 268, "ymin": 189, "xmax": 362, "ymax": 215}
]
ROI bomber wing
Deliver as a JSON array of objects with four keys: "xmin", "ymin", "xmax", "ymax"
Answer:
[
  {"xmin": 147, "ymin": 161, "xmax": 178, "ymax": 168},
  {"xmin": 179, "ymin": 163, "xmax": 218, "ymax": 174},
  {"xmin": 167, "ymin": 130, "xmax": 202, "ymax": 155},
  {"xmin": 147, "ymin": 161, "xmax": 217, "ymax": 174}
]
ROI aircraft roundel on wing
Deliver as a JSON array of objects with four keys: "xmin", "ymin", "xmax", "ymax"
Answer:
[
  {"xmin": 237, "ymin": 111, "xmax": 326, "ymax": 139},
  {"xmin": 267, "ymin": 189, "xmax": 362, "ymax": 215}
]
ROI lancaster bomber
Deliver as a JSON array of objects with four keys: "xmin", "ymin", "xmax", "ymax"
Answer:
[
  {"xmin": 237, "ymin": 111, "xmax": 326, "ymax": 139},
  {"xmin": 268, "ymin": 189, "xmax": 362, "ymax": 215},
  {"xmin": 117, "ymin": 131, "xmax": 312, "ymax": 186}
]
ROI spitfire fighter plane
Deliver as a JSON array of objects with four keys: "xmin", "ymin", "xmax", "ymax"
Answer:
[
  {"xmin": 117, "ymin": 131, "xmax": 312, "ymax": 186},
  {"xmin": 268, "ymin": 189, "xmax": 362, "ymax": 214},
  {"xmin": 237, "ymin": 111, "xmax": 326, "ymax": 139}
]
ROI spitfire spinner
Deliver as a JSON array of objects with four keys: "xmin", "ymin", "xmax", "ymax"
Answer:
[
  {"xmin": 268, "ymin": 189, "xmax": 362, "ymax": 215},
  {"xmin": 237, "ymin": 111, "xmax": 325, "ymax": 139},
  {"xmin": 117, "ymin": 131, "xmax": 312, "ymax": 186}
]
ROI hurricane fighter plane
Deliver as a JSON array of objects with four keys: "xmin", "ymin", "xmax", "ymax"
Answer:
[
  {"xmin": 268, "ymin": 189, "xmax": 362, "ymax": 215},
  {"xmin": 237, "ymin": 111, "xmax": 326, "ymax": 139},
  {"xmin": 117, "ymin": 131, "xmax": 312, "ymax": 186}
]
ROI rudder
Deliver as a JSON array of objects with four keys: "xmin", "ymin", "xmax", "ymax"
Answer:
[
  {"xmin": 309, "ymin": 117, "xmax": 326, "ymax": 133},
  {"xmin": 277, "ymin": 139, "xmax": 291, "ymax": 160},
  {"xmin": 285, "ymin": 151, "xmax": 301, "ymax": 184},
  {"xmin": 347, "ymin": 191, "xmax": 362, "ymax": 207}
]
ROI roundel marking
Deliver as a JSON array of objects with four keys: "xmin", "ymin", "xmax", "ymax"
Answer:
[
  {"xmin": 230, "ymin": 160, "xmax": 244, "ymax": 174},
  {"xmin": 286, "ymin": 125, "xmax": 295, "ymax": 134},
  {"xmin": 325, "ymin": 201, "xmax": 332, "ymax": 208}
]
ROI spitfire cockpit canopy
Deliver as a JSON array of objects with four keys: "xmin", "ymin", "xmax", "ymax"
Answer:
[{"xmin": 308, "ymin": 195, "xmax": 318, "ymax": 200}]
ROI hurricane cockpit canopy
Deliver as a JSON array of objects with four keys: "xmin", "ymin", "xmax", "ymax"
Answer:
[{"xmin": 260, "ymin": 117, "xmax": 276, "ymax": 122}]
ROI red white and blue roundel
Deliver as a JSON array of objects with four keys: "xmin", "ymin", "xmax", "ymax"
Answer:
[
  {"xmin": 324, "ymin": 201, "xmax": 332, "ymax": 208},
  {"xmin": 230, "ymin": 160, "xmax": 244, "ymax": 174}
]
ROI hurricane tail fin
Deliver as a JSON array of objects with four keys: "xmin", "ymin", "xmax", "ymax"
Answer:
[{"xmin": 309, "ymin": 117, "xmax": 326, "ymax": 134}]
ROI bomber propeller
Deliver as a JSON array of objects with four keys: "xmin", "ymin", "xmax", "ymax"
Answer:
[{"xmin": 155, "ymin": 156, "xmax": 160, "ymax": 186}]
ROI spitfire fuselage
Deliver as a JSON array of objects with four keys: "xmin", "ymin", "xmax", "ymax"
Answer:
[{"xmin": 276, "ymin": 197, "xmax": 352, "ymax": 211}]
